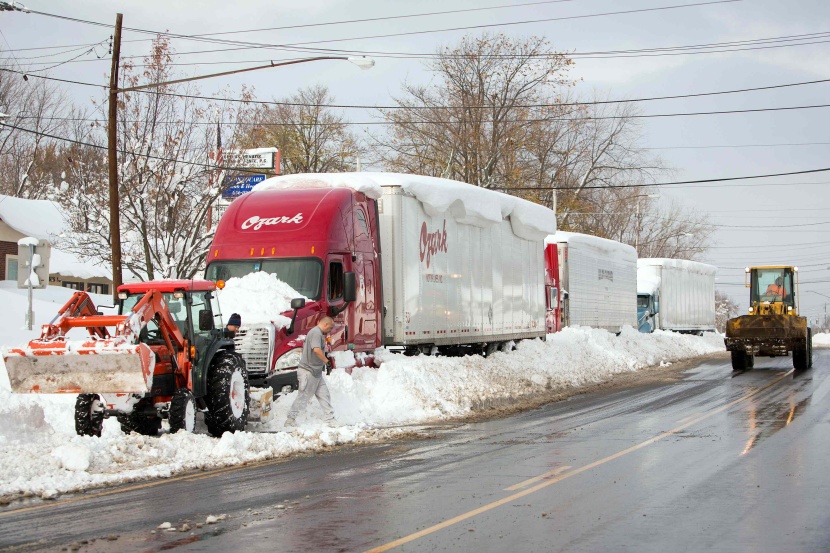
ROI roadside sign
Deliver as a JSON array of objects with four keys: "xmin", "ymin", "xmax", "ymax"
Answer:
[
  {"xmin": 222, "ymin": 174, "xmax": 266, "ymax": 199},
  {"xmin": 223, "ymin": 149, "xmax": 277, "ymax": 170}
]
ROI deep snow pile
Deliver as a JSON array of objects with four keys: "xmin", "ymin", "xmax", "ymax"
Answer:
[
  {"xmin": 0, "ymin": 327, "xmax": 723, "ymax": 500},
  {"xmin": 814, "ymin": 332, "xmax": 830, "ymax": 347},
  {"xmin": 216, "ymin": 272, "xmax": 306, "ymax": 327}
]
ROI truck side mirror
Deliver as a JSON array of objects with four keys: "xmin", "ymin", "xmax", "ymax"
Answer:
[
  {"xmin": 343, "ymin": 272, "xmax": 357, "ymax": 303},
  {"xmin": 287, "ymin": 298, "xmax": 306, "ymax": 335},
  {"xmin": 199, "ymin": 309, "xmax": 214, "ymax": 331}
]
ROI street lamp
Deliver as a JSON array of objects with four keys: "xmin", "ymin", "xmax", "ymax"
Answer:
[
  {"xmin": 105, "ymin": 13, "xmax": 374, "ymax": 296},
  {"xmin": 635, "ymin": 193, "xmax": 660, "ymax": 252}
]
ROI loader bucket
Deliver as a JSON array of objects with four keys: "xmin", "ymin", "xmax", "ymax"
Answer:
[{"xmin": 3, "ymin": 341, "xmax": 155, "ymax": 394}]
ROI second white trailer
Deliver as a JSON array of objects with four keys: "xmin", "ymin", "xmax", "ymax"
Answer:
[
  {"xmin": 547, "ymin": 232, "xmax": 638, "ymax": 333},
  {"xmin": 637, "ymin": 258, "xmax": 716, "ymax": 334}
]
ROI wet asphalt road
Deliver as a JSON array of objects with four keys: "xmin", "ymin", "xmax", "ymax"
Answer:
[{"xmin": 3, "ymin": 349, "xmax": 830, "ymax": 552}]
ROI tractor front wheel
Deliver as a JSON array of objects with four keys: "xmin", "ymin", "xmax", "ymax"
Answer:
[
  {"xmin": 205, "ymin": 352, "xmax": 250, "ymax": 438},
  {"xmin": 75, "ymin": 394, "xmax": 104, "ymax": 437},
  {"xmin": 169, "ymin": 388, "xmax": 197, "ymax": 434}
]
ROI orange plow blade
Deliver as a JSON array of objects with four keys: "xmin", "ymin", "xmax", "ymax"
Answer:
[{"xmin": 3, "ymin": 340, "xmax": 155, "ymax": 394}]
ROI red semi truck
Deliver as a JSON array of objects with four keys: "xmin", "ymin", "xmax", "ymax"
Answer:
[{"xmin": 206, "ymin": 173, "xmax": 557, "ymax": 393}]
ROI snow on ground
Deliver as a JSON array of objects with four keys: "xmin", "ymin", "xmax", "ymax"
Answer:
[
  {"xmin": 814, "ymin": 332, "xmax": 830, "ymax": 347},
  {"xmin": 0, "ymin": 327, "xmax": 723, "ymax": 500}
]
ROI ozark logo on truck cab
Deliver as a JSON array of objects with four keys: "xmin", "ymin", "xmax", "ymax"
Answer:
[
  {"xmin": 241, "ymin": 214, "xmax": 303, "ymax": 230},
  {"xmin": 420, "ymin": 220, "xmax": 448, "ymax": 268}
]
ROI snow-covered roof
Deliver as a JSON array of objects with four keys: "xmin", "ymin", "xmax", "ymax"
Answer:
[
  {"xmin": 49, "ymin": 248, "xmax": 111, "ymax": 280},
  {"xmin": 253, "ymin": 172, "xmax": 557, "ymax": 240},
  {"xmin": 0, "ymin": 195, "xmax": 66, "ymax": 241}
]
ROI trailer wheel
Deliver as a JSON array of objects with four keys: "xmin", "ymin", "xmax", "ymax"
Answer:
[
  {"xmin": 169, "ymin": 388, "xmax": 197, "ymax": 434},
  {"xmin": 205, "ymin": 352, "xmax": 250, "ymax": 437},
  {"xmin": 731, "ymin": 350, "xmax": 750, "ymax": 371},
  {"xmin": 75, "ymin": 394, "xmax": 104, "ymax": 437},
  {"xmin": 117, "ymin": 409, "xmax": 161, "ymax": 436}
]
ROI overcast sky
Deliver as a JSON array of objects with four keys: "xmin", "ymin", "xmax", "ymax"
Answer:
[{"xmin": 2, "ymin": 0, "xmax": 829, "ymax": 320}]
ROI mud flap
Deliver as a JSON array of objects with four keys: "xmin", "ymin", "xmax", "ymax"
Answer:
[{"xmin": 4, "ymin": 343, "xmax": 155, "ymax": 394}]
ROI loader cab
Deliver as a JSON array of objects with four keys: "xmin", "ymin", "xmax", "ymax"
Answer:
[{"xmin": 747, "ymin": 266, "xmax": 797, "ymax": 316}]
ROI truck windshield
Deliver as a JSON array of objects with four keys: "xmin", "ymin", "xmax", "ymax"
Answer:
[
  {"xmin": 750, "ymin": 268, "xmax": 794, "ymax": 306},
  {"xmin": 205, "ymin": 258, "xmax": 322, "ymax": 300}
]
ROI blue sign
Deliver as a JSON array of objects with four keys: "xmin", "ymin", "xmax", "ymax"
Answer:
[{"xmin": 222, "ymin": 174, "xmax": 266, "ymax": 199}]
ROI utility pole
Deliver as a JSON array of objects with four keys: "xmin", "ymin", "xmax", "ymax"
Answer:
[{"xmin": 108, "ymin": 13, "xmax": 123, "ymax": 300}]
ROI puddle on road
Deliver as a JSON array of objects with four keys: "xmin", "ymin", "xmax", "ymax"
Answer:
[{"xmin": 737, "ymin": 395, "xmax": 811, "ymax": 456}]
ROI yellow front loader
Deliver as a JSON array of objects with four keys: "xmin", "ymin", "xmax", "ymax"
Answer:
[{"xmin": 725, "ymin": 266, "xmax": 812, "ymax": 371}]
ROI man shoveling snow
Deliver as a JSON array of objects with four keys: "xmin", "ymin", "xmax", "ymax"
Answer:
[{"xmin": 284, "ymin": 316, "xmax": 337, "ymax": 427}]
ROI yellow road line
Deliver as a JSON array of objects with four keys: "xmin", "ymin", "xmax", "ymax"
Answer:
[
  {"xmin": 365, "ymin": 370, "xmax": 793, "ymax": 553},
  {"xmin": 504, "ymin": 466, "xmax": 572, "ymax": 491}
]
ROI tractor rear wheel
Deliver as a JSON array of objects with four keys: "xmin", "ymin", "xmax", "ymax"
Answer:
[
  {"xmin": 169, "ymin": 388, "xmax": 197, "ymax": 434},
  {"xmin": 75, "ymin": 394, "xmax": 104, "ymax": 437},
  {"xmin": 731, "ymin": 350, "xmax": 749, "ymax": 371},
  {"xmin": 117, "ymin": 409, "xmax": 161, "ymax": 436},
  {"xmin": 205, "ymin": 352, "xmax": 250, "ymax": 438}
]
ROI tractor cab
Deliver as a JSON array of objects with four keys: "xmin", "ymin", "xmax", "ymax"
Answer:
[
  {"xmin": 117, "ymin": 280, "xmax": 225, "ymax": 348},
  {"xmin": 746, "ymin": 266, "xmax": 797, "ymax": 316}
]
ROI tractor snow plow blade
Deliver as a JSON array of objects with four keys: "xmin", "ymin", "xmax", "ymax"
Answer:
[{"xmin": 3, "ymin": 342, "xmax": 155, "ymax": 394}]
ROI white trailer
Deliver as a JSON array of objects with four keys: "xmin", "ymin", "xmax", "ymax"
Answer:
[
  {"xmin": 547, "ymin": 232, "xmax": 638, "ymax": 333},
  {"xmin": 637, "ymin": 258, "xmax": 716, "ymax": 334},
  {"xmin": 375, "ymin": 174, "xmax": 555, "ymax": 350}
]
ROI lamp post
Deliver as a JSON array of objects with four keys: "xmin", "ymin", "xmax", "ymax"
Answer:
[
  {"xmin": 105, "ymin": 14, "xmax": 373, "ymax": 295},
  {"xmin": 634, "ymin": 193, "xmax": 660, "ymax": 253}
]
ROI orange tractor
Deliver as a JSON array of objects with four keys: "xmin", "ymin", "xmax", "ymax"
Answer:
[{"xmin": 3, "ymin": 280, "xmax": 250, "ymax": 437}]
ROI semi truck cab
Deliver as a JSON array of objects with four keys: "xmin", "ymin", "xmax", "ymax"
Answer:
[
  {"xmin": 637, "ymin": 292, "xmax": 658, "ymax": 333},
  {"xmin": 206, "ymin": 186, "xmax": 383, "ymax": 392}
]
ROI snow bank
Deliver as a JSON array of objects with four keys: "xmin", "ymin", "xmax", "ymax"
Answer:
[
  {"xmin": 253, "ymin": 172, "xmax": 557, "ymax": 240},
  {"xmin": 216, "ymin": 272, "xmax": 306, "ymax": 328},
  {"xmin": 0, "ymin": 328, "xmax": 723, "ymax": 499},
  {"xmin": 814, "ymin": 332, "xmax": 830, "ymax": 347}
]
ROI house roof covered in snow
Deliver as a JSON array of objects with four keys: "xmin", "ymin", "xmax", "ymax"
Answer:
[{"xmin": 0, "ymin": 195, "xmax": 66, "ymax": 241}]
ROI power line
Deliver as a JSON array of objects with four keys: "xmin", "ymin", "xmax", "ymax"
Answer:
[
  {"xmin": 6, "ymin": 120, "xmax": 830, "ymax": 192},
  {"xmin": 25, "ymin": 1, "xmax": 741, "ymax": 56}
]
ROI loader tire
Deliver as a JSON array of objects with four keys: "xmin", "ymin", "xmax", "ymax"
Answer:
[
  {"xmin": 204, "ymin": 352, "xmax": 250, "ymax": 438},
  {"xmin": 117, "ymin": 410, "xmax": 161, "ymax": 436},
  {"xmin": 793, "ymin": 341, "xmax": 808, "ymax": 371},
  {"xmin": 169, "ymin": 388, "xmax": 197, "ymax": 434},
  {"xmin": 75, "ymin": 394, "xmax": 104, "ymax": 437},
  {"xmin": 731, "ymin": 350, "xmax": 750, "ymax": 371},
  {"xmin": 808, "ymin": 329, "xmax": 814, "ymax": 369}
]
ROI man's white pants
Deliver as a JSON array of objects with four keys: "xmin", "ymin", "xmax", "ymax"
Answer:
[{"xmin": 287, "ymin": 368, "xmax": 335, "ymax": 422}]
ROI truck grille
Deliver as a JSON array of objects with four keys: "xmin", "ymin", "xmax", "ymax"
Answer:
[{"xmin": 233, "ymin": 324, "xmax": 274, "ymax": 378}]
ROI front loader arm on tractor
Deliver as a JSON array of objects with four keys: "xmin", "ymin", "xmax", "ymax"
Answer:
[{"xmin": 4, "ymin": 289, "xmax": 189, "ymax": 394}]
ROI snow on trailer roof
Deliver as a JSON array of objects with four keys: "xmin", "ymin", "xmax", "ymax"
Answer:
[
  {"xmin": 637, "ymin": 258, "xmax": 717, "ymax": 275},
  {"xmin": 254, "ymin": 172, "xmax": 557, "ymax": 239},
  {"xmin": 546, "ymin": 231, "xmax": 637, "ymax": 258}
]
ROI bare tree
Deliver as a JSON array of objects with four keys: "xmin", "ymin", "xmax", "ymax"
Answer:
[
  {"xmin": 0, "ymin": 55, "xmax": 70, "ymax": 198},
  {"xmin": 240, "ymin": 85, "xmax": 363, "ymax": 173},
  {"xmin": 57, "ymin": 37, "xmax": 251, "ymax": 280},
  {"xmin": 715, "ymin": 290, "xmax": 740, "ymax": 332},
  {"xmin": 376, "ymin": 33, "xmax": 576, "ymax": 189}
]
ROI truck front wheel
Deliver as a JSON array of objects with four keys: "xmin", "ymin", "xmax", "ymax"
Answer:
[
  {"xmin": 205, "ymin": 352, "xmax": 250, "ymax": 437},
  {"xmin": 75, "ymin": 394, "xmax": 104, "ymax": 437},
  {"xmin": 793, "ymin": 341, "xmax": 809, "ymax": 371},
  {"xmin": 731, "ymin": 350, "xmax": 750, "ymax": 371}
]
